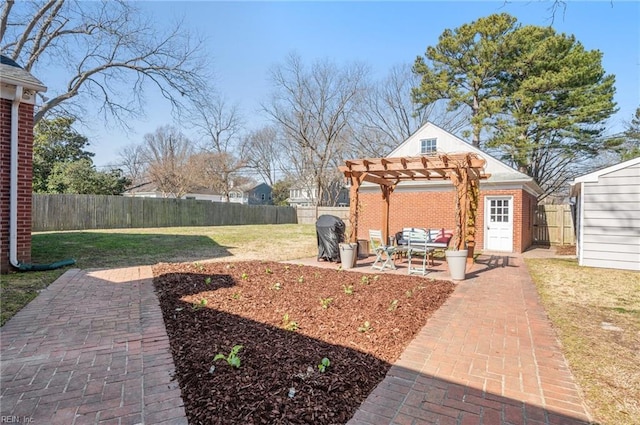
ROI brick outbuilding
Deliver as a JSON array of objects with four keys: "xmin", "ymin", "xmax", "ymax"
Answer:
[
  {"xmin": 1, "ymin": 55, "xmax": 47, "ymax": 273},
  {"xmin": 355, "ymin": 122, "xmax": 543, "ymax": 253}
]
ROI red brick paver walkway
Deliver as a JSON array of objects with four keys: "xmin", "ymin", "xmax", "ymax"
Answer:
[
  {"xmin": 0, "ymin": 266, "xmax": 187, "ymax": 425},
  {"xmin": 1, "ymin": 251, "xmax": 591, "ymax": 425},
  {"xmin": 348, "ymin": 253, "xmax": 592, "ymax": 425}
]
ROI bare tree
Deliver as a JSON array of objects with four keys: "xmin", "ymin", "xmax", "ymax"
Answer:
[
  {"xmin": 263, "ymin": 53, "xmax": 368, "ymax": 206},
  {"xmin": 140, "ymin": 125, "xmax": 195, "ymax": 198},
  {"xmin": 117, "ymin": 143, "xmax": 147, "ymax": 187},
  {"xmin": 240, "ymin": 125, "xmax": 284, "ymax": 186},
  {"xmin": 188, "ymin": 95, "xmax": 247, "ymax": 202},
  {"xmin": 190, "ymin": 96, "xmax": 243, "ymax": 153},
  {"xmin": 189, "ymin": 152, "xmax": 254, "ymax": 201},
  {"xmin": 1, "ymin": 0, "xmax": 209, "ymax": 124},
  {"xmin": 354, "ymin": 63, "xmax": 468, "ymax": 157}
]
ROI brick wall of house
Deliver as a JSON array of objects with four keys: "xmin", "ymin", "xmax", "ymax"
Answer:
[
  {"xmin": 521, "ymin": 190, "xmax": 538, "ymax": 252},
  {"xmin": 0, "ymin": 99, "xmax": 34, "ymax": 273},
  {"xmin": 355, "ymin": 187, "xmax": 536, "ymax": 253}
]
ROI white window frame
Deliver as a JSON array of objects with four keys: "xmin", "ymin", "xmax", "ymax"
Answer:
[{"xmin": 420, "ymin": 138, "xmax": 437, "ymax": 154}]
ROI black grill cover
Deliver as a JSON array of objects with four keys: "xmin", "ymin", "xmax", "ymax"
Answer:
[{"xmin": 316, "ymin": 215, "xmax": 345, "ymax": 262}]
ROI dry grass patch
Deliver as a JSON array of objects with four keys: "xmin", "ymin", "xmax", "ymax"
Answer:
[{"xmin": 526, "ymin": 258, "xmax": 640, "ymax": 425}]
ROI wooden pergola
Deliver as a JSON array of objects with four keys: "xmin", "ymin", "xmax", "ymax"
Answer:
[{"xmin": 339, "ymin": 153, "xmax": 490, "ymax": 260}]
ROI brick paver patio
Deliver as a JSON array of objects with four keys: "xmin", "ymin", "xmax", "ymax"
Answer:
[
  {"xmin": 347, "ymin": 254, "xmax": 591, "ymax": 425},
  {"xmin": 1, "ymin": 250, "xmax": 591, "ymax": 424}
]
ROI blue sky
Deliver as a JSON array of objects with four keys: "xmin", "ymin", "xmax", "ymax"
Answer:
[{"xmin": 74, "ymin": 1, "xmax": 639, "ymax": 168}]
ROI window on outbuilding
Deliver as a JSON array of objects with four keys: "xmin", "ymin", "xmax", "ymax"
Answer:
[{"xmin": 420, "ymin": 138, "xmax": 437, "ymax": 154}]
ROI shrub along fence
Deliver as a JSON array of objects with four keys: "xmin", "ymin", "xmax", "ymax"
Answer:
[{"xmin": 32, "ymin": 194, "xmax": 297, "ymax": 231}]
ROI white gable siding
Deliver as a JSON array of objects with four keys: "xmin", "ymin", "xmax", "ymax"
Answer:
[
  {"xmin": 580, "ymin": 162, "xmax": 640, "ymax": 271},
  {"xmin": 388, "ymin": 123, "xmax": 533, "ymax": 184}
]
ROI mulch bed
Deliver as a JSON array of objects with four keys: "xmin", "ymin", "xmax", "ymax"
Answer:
[
  {"xmin": 153, "ymin": 260, "xmax": 455, "ymax": 424},
  {"xmin": 555, "ymin": 245, "xmax": 576, "ymax": 256}
]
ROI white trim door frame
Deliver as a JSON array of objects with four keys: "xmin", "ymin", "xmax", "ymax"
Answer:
[{"xmin": 485, "ymin": 196, "xmax": 514, "ymax": 252}]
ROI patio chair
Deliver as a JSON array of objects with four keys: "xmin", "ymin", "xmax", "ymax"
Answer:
[
  {"xmin": 369, "ymin": 229, "xmax": 396, "ymax": 271},
  {"xmin": 393, "ymin": 228, "xmax": 415, "ymax": 261},
  {"xmin": 406, "ymin": 228, "xmax": 434, "ymax": 276}
]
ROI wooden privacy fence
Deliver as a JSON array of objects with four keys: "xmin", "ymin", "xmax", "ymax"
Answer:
[
  {"xmin": 32, "ymin": 194, "xmax": 297, "ymax": 231},
  {"xmin": 533, "ymin": 204, "xmax": 575, "ymax": 246},
  {"xmin": 295, "ymin": 206, "xmax": 349, "ymax": 224}
]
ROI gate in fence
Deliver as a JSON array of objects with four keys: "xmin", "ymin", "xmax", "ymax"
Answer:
[{"xmin": 533, "ymin": 204, "xmax": 575, "ymax": 246}]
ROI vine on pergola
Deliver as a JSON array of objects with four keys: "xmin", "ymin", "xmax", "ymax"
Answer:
[{"xmin": 339, "ymin": 153, "xmax": 489, "ymax": 257}]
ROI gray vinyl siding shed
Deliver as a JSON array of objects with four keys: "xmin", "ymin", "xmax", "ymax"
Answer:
[{"xmin": 570, "ymin": 157, "xmax": 640, "ymax": 271}]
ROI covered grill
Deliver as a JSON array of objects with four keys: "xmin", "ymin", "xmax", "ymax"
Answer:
[{"xmin": 315, "ymin": 215, "xmax": 345, "ymax": 262}]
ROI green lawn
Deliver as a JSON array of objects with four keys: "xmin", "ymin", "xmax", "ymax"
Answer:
[{"xmin": 1, "ymin": 224, "xmax": 317, "ymax": 326}]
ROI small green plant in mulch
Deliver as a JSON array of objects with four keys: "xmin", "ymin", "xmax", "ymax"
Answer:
[
  {"xmin": 213, "ymin": 345, "xmax": 243, "ymax": 369},
  {"xmin": 320, "ymin": 297, "xmax": 333, "ymax": 309},
  {"xmin": 282, "ymin": 313, "xmax": 299, "ymax": 331},
  {"xmin": 231, "ymin": 292, "xmax": 241, "ymax": 300},
  {"xmin": 266, "ymin": 267, "xmax": 273, "ymax": 274},
  {"xmin": 357, "ymin": 321, "xmax": 372, "ymax": 333},
  {"xmin": 194, "ymin": 262, "xmax": 204, "ymax": 271},
  {"xmin": 405, "ymin": 290, "xmax": 413, "ymax": 298},
  {"xmin": 241, "ymin": 272, "xmax": 249, "ymax": 280},
  {"xmin": 343, "ymin": 284, "xmax": 354, "ymax": 295},
  {"xmin": 205, "ymin": 277, "xmax": 212, "ymax": 285},
  {"xmin": 297, "ymin": 276, "xmax": 305, "ymax": 283},
  {"xmin": 192, "ymin": 298, "xmax": 208, "ymax": 310},
  {"xmin": 360, "ymin": 275, "xmax": 370, "ymax": 285},
  {"xmin": 271, "ymin": 282, "xmax": 283, "ymax": 291},
  {"xmin": 317, "ymin": 357, "xmax": 331, "ymax": 373}
]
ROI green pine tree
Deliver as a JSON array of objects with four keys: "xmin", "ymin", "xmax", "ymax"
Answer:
[
  {"xmin": 412, "ymin": 13, "xmax": 618, "ymax": 198},
  {"xmin": 412, "ymin": 13, "xmax": 518, "ymax": 147},
  {"xmin": 487, "ymin": 24, "xmax": 617, "ymax": 196}
]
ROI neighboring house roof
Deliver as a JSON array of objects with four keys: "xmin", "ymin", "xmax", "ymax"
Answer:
[
  {"xmin": 384, "ymin": 122, "xmax": 544, "ymax": 196},
  {"xmin": 0, "ymin": 55, "xmax": 47, "ymax": 93},
  {"xmin": 250, "ymin": 182, "xmax": 271, "ymax": 192},
  {"xmin": 570, "ymin": 156, "xmax": 640, "ymax": 196},
  {"xmin": 123, "ymin": 181, "xmax": 155, "ymax": 194},
  {"xmin": 231, "ymin": 182, "xmax": 271, "ymax": 194}
]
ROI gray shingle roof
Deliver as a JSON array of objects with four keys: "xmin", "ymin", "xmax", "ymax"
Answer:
[{"xmin": 0, "ymin": 55, "xmax": 47, "ymax": 92}]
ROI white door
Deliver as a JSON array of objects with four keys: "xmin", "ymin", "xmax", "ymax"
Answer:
[{"xmin": 485, "ymin": 197, "xmax": 513, "ymax": 252}]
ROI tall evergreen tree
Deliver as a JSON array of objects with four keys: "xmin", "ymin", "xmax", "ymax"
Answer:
[
  {"xmin": 487, "ymin": 25, "xmax": 617, "ymax": 197},
  {"xmin": 412, "ymin": 13, "xmax": 518, "ymax": 147},
  {"xmin": 413, "ymin": 13, "xmax": 617, "ymax": 198},
  {"xmin": 620, "ymin": 107, "xmax": 640, "ymax": 161}
]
